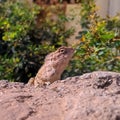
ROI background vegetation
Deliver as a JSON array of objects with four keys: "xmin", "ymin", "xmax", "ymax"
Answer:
[
  {"xmin": 0, "ymin": 0, "xmax": 72, "ymax": 82},
  {"xmin": 64, "ymin": 0, "xmax": 120, "ymax": 77},
  {"xmin": 0, "ymin": 0, "xmax": 120, "ymax": 82}
]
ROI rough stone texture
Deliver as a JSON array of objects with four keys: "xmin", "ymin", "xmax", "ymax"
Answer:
[{"xmin": 0, "ymin": 71, "xmax": 120, "ymax": 120}]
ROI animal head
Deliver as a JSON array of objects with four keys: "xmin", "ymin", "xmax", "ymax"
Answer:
[{"xmin": 45, "ymin": 46, "xmax": 74, "ymax": 66}]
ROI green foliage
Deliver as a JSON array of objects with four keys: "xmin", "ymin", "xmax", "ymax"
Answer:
[
  {"xmin": 0, "ymin": 0, "xmax": 40, "ymax": 41},
  {"xmin": 33, "ymin": 4, "xmax": 73, "ymax": 47},
  {"xmin": 0, "ymin": 0, "xmax": 73, "ymax": 82},
  {"xmin": 2, "ymin": 0, "xmax": 119, "ymax": 82},
  {"xmin": 0, "ymin": 0, "xmax": 41, "ymax": 82},
  {"xmin": 65, "ymin": 0, "xmax": 120, "ymax": 77},
  {"xmin": 106, "ymin": 15, "xmax": 120, "ymax": 37},
  {"xmin": 74, "ymin": 21, "xmax": 120, "ymax": 73},
  {"xmin": 80, "ymin": 0, "xmax": 96, "ymax": 29}
]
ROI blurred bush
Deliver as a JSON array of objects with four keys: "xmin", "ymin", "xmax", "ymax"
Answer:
[
  {"xmin": 64, "ymin": 0, "xmax": 120, "ymax": 77},
  {"xmin": 1, "ymin": 0, "xmax": 119, "ymax": 82},
  {"xmin": 0, "ymin": 0, "xmax": 73, "ymax": 82}
]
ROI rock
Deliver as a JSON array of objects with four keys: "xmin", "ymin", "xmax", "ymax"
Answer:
[{"xmin": 0, "ymin": 71, "xmax": 120, "ymax": 120}]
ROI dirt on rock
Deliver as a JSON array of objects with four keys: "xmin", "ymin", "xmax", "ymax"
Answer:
[{"xmin": 0, "ymin": 71, "xmax": 120, "ymax": 120}]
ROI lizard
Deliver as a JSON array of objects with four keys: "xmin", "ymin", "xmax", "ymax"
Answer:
[{"xmin": 28, "ymin": 46, "xmax": 74, "ymax": 87}]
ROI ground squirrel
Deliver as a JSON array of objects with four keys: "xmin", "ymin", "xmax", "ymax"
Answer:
[{"xmin": 28, "ymin": 46, "xmax": 74, "ymax": 87}]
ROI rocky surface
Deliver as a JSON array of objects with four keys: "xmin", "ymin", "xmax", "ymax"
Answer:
[{"xmin": 0, "ymin": 71, "xmax": 120, "ymax": 120}]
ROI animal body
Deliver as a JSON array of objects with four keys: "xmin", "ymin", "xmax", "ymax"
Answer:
[{"xmin": 28, "ymin": 46, "xmax": 74, "ymax": 87}]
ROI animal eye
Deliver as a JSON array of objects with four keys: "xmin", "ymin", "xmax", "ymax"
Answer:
[{"xmin": 59, "ymin": 49, "xmax": 65, "ymax": 53}]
